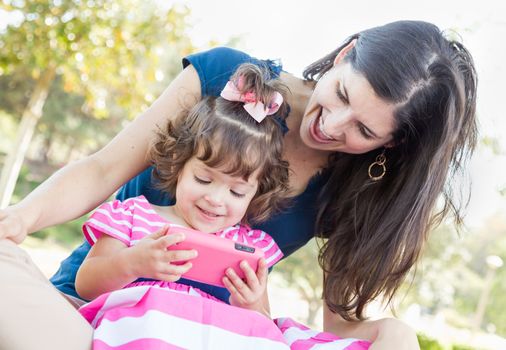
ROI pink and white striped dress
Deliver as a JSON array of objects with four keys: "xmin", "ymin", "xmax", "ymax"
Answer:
[{"xmin": 78, "ymin": 196, "xmax": 370, "ymax": 350}]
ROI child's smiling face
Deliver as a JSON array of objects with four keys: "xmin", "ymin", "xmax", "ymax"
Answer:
[{"xmin": 172, "ymin": 157, "xmax": 259, "ymax": 233}]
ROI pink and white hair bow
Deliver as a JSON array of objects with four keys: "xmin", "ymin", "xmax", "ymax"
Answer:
[{"xmin": 220, "ymin": 78, "xmax": 284, "ymax": 123}]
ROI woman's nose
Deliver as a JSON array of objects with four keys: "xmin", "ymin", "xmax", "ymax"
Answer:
[{"xmin": 323, "ymin": 109, "xmax": 352, "ymax": 138}]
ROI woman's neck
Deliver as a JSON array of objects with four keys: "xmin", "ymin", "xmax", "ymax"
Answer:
[
  {"xmin": 279, "ymin": 72, "xmax": 330, "ymax": 195},
  {"xmin": 280, "ymin": 72, "xmax": 314, "ymax": 127},
  {"xmin": 281, "ymin": 72, "xmax": 327, "ymax": 159}
]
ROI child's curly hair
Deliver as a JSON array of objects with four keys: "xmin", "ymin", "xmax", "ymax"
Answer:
[{"xmin": 149, "ymin": 63, "xmax": 290, "ymax": 224}]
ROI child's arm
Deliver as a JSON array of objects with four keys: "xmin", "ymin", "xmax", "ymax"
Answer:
[
  {"xmin": 223, "ymin": 258, "xmax": 271, "ymax": 317},
  {"xmin": 75, "ymin": 226, "xmax": 196, "ymax": 300}
]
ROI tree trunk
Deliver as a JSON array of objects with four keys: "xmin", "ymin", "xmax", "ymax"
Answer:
[{"xmin": 0, "ymin": 65, "xmax": 56, "ymax": 208}]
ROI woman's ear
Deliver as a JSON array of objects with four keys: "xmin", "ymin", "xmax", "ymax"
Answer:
[
  {"xmin": 384, "ymin": 141, "xmax": 396, "ymax": 148},
  {"xmin": 384, "ymin": 136, "xmax": 406, "ymax": 148},
  {"xmin": 333, "ymin": 39, "xmax": 357, "ymax": 66}
]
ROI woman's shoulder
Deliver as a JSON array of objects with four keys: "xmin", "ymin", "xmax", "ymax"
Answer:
[
  {"xmin": 182, "ymin": 47, "xmax": 254, "ymax": 75},
  {"xmin": 184, "ymin": 47, "xmax": 253, "ymax": 66},
  {"xmin": 182, "ymin": 47, "xmax": 282, "ymax": 97}
]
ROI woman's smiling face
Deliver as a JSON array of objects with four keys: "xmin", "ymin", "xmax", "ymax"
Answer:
[{"xmin": 300, "ymin": 43, "xmax": 397, "ymax": 154}]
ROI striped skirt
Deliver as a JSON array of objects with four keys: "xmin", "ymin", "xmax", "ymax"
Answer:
[{"xmin": 79, "ymin": 285, "xmax": 370, "ymax": 350}]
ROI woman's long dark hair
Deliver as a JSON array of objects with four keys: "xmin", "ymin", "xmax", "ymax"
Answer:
[{"xmin": 304, "ymin": 21, "xmax": 478, "ymax": 320}]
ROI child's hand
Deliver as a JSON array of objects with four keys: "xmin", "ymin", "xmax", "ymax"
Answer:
[
  {"xmin": 223, "ymin": 258, "xmax": 269, "ymax": 316},
  {"xmin": 127, "ymin": 226, "xmax": 197, "ymax": 282}
]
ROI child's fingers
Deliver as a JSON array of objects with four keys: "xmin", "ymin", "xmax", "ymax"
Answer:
[
  {"xmin": 157, "ymin": 261, "xmax": 193, "ymax": 281},
  {"xmin": 256, "ymin": 258, "xmax": 268, "ymax": 284},
  {"xmin": 225, "ymin": 267, "xmax": 252, "ymax": 298},
  {"xmin": 149, "ymin": 225, "xmax": 170, "ymax": 240},
  {"xmin": 159, "ymin": 232, "xmax": 186, "ymax": 248},
  {"xmin": 164, "ymin": 248, "xmax": 198, "ymax": 263},
  {"xmin": 223, "ymin": 276, "xmax": 247, "ymax": 305},
  {"xmin": 239, "ymin": 260, "xmax": 260, "ymax": 291}
]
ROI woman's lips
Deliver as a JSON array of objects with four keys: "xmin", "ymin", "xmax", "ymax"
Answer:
[{"xmin": 310, "ymin": 110, "xmax": 335, "ymax": 144}]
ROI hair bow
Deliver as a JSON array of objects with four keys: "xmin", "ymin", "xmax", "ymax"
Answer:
[{"xmin": 220, "ymin": 78, "xmax": 283, "ymax": 123}]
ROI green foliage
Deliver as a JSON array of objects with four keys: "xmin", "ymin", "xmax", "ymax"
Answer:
[
  {"xmin": 480, "ymin": 136, "xmax": 503, "ymax": 156},
  {"xmin": 11, "ymin": 164, "xmax": 40, "ymax": 200},
  {"xmin": 0, "ymin": 0, "xmax": 194, "ymax": 121},
  {"xmin": 33, "ymin": 216, "xmax": 87, "ymax": 248},
  {"xmin": 399, "ymin": 224, "xmax": 478, "ymax": 315},
  {"xmin": 274, "ymin": 239, "xmax": 323, "ymax": 325},
  {"xmin": 37, "ymin": 75, "xmax": 119, "ymax": 162},
  {"xmin": 399, "ymin": 216, "xmax": 506, "ymax": 338},
  {"xmin": 0, "ymin": 69, "xmax": 32, "ymax": 116},
  {"xmin": 458, "ymin": 217, "xmax": 506, "ymax": 335},
  {"xmin": 451, "ymin": 344, "xmax": 476, "ymax": 350},
  {"xmin": 417, "ymin": 333, "xmax": 445, "ymax": 350},
  {"xmin": 0, "ymin": 0, "xmax": 196, "ymax": 205},
  {"xmin": 0, "ymin": 110, "xmax": 17, "ymax": 152},
  {"xmin": 9, "ymin": 162, "xmax": 86, "ymax": 247}
]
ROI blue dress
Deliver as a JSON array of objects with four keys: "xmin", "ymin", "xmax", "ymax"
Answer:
[{"xmin": 50, "ymin": 47, "xmax": 329, "ymax": 302}]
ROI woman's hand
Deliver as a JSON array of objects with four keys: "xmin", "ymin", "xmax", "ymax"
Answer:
[
  {"xmin": 223, "ymin": 258, "xmax": 270, "ymax": 316},
  {"xmin": 126, "ymin": 226, "xmax": 198, "ymax": 281},
  {"xmin": 0, "ymin": 207, "xmax": 28, "ymax": 244}
]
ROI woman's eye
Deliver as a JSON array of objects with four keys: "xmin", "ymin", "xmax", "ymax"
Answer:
[
  {"xmin": 230, "ymin": 190, "xmax": 246, "ymax": 198},
  {"xmin": 336, "ymin": 85, "xmax": 348, "ymax": 104},
  {"xmin": 359, "ymin": 125, "xmax": 373, "ymax": 140},
  {"xmin": 194, "ymin": 176, "xmax": 211, "ymax": 184}
]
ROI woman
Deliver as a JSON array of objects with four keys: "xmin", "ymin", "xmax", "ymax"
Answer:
[{"xmin": 0, "ymin": 20, "xmax": 476, "ymax": 349}]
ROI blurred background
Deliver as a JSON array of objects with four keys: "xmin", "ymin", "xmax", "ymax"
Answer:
[{"xmin": 1, "ymin": 1, "xmax": 505, "ymax": 349}]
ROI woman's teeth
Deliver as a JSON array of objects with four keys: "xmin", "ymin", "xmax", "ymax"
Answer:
[{"xmin": 318, "ymin": 115, "xmax": 334, "ymax": 140}]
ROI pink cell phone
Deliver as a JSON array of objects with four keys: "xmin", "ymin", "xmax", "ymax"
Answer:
[{"xmin": 166, "ymin": 226, "xmax": 265, "ymax": 287}]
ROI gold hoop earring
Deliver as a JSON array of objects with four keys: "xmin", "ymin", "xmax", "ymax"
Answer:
[{"xmin": 368, "ymin": 150, "xmax": 386, "ymax": 181}]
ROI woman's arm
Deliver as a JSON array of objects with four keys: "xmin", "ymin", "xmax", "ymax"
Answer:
[
  {"xmin": 0, "ymin": 66, "xmax": 201, "ymax": 243},
  {"xmin": 323, "ymin": 303, "xmax": 420, "ymax": 349}
]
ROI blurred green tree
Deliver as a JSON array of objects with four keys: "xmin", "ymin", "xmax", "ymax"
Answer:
[
  {"xmin": 399, "ymin": 224, "xmax": 479, "ymax": 316},
  {"xmin": 398, "ymin": 215, "xmax": 506, "ymax": 337},
  {"xmin": 462, "ymin": 216, "xmax": 506, "ymax": 335},
  {"xmin": 0, "ymin": 0, "xmax": 193, "ymax": 207},
  {"xmin": 274, "ymin": 239, "xmax": 323, "ymax": 326}
]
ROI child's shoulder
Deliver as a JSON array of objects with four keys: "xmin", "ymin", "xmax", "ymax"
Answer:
[
  {"xmin": 218, "ymin": 224, "xmax": 274, "ymax": 245},
  {"xmin": 118, "ymin": 195, "xmax": 150, "ymax": 207},
  {"xmin": 92, "ymin": 195, "xmax": 157, "ymax": 222},
  {"xmin": 219, "ymin": 224, "xmax": 283, "ymax": 267},
  {"xmin": 102, "ymin": 195, "xmax": 152, "ymax": 211}
]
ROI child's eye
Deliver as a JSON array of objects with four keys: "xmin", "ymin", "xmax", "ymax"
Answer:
[
  {"xmin": 230, "ymin": 190, "xmax": 245, "ymax": 198},
  {"xmin": 194, "ymin": 175, "xmax": 211, "ymax": 184}
]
